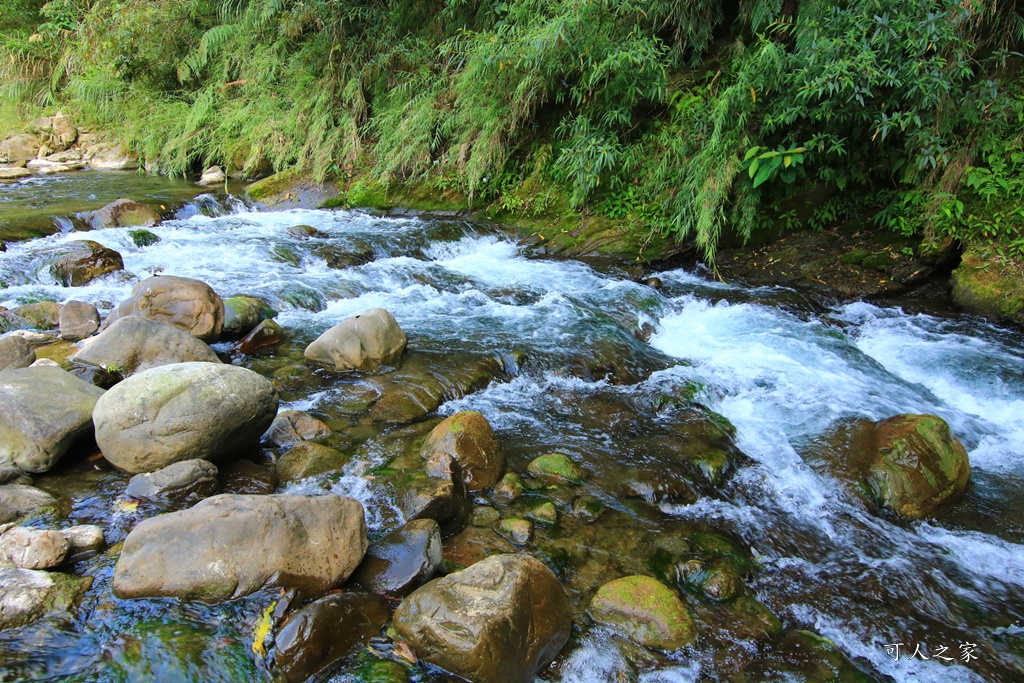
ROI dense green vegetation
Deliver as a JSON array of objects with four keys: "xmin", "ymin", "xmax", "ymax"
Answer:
[{"xmin": 3, "ymin": 0, "xmax": 1024, "ymax": 261}]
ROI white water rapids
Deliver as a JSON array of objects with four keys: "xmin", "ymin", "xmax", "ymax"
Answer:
[{"xmin": 2, "ymin": 198, "xmax": 1022, "ymax": 682}]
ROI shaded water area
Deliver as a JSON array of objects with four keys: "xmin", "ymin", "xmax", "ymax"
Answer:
[{"xmin": 1, "ymin": 174, "xmax": 1023, "ymax": 682}]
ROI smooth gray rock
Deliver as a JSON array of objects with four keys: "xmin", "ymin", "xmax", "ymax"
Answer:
[
  {"xmin": 125, "ymin": 459, "xmax": 219, "ymax": 503},
  {"xmin": 304, "ymin": 308, "xmax": 406, "ymax": 372},
  {"xmin": 60, "ymin": 525, "xmax": 105, "ymax": 556},
  {"xmin": 0, "ymin": 525, "xmax": 68, "ymax": 569},
  {"xmin": 0, "ymin": 335, "xmax": 35, "ymax": 371},
  {"xmin": 73, "ymin": 317, "xmax": 220, "ymax": 376},
  {"xmin": 93, "ymin": 362, "xmax": 279, "ymax": 474},
  {"xmin": 113, "ymin": 494, "xmax": 367, "ymax": 602},
  {"xmin": 0, "ymin": 568, "xmax": 90, "ymax": 630},
  {"xmin": 0, "ymin": 485, "xmax": 56, "ymax": 524},
  {"xmin": 58, "ymin": 301, "xmax": 100, "ymax": 341},
  {"xmin": 103, "ymin": 276, "xmax": 224, "ymax": 342},
  {"xmin": 0, "ymin": 366, "xmax": 105, "ymax": 473}
]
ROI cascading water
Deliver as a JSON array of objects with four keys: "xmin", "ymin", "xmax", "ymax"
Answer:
[{"xmin": 1, "ymin": 175, "xmax": 1022, "ymax": 682}]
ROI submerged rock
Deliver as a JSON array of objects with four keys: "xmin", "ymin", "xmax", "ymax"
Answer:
[
  {"xmin": 441, "ymin": 527, "xmax": 516, "ymax": 570},
  {"xmin": 237, "ymin": 319, "xmax": 284, "ymax": 354},
  {"xmin": 46, "ymin": 241, "xmax": 124, "ymax": 287},
  {"xmin": 393, "ymin": 554, "xmax": 572, "ymax": 683},
  {"xmin": 421, "ymin": 411, "xmax": 504, "ymax": 491},
  {"xmin": 0, "ymin": 485, "xmax": 57, "ymax": 524},
  {"xmin": 527, "ymin": 453, "xmax": 585, "ymax": 484},
  {"xmin": 60, "ymin": 525, "xmax": 105, "ymax": 557},
  {"xmin": 125, "ymin": 459, "xmax": 220, "ymax": 503},
  {"xmin": 93, "ymin": 362, "xmax": 278, "ymax": 474},
  {"xmin": 304, "ymin": 308, "xmax": 406, "ymax": 372},
  {"xmin": 73, "ymin": 317, "xmax": 221, "ymax": 376},
  {"xmin": 104, "ymin": 275, "xmax": 225, "ymax": 343},
  {"xmin": 352, "ymin": 519, "xmax": 442, "ymax": 596},
  {"xmin": 0, "ymin": 526, "xmax": 69, "ymax": 569},
  {"xmin": 218, "ymin": 459, "xmax": 277, "ymax": 495},
  {"xmin": 0, "ymin": 568, "xmax": 90, "ymax": 630},
  {"xmin": 58, "ymin": 300, "xmax": 100, "ymax": 341},
  {"xmin": 494, "ymin": 472, "xmax": 525, "ymax": 502},
  {"xmin": 273, "ymin": 592, "xmax": 390, "ymax": 683},
  {"xmin": 0, "ymin": 366, "xmax": 105, "ymax": 473},
  {"xmin": 113, "ymin": 494, "xmax": 367, "ymax": 601},
  {"xmin": 588, "ymin": 575, "xmax": 695, "ymax": 650},
  {"xmin": 0, "ymin": 335, "xmax": 35, "ymax": 371},
  {"xmin": 276, "ymin": 442, "xmax": 348, "ymax": 484},
  {"xmin": 85, "ymin": 198, "xmax": 160, "ymax": 230}
]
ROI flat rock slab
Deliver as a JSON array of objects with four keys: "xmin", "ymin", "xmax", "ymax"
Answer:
[
  {"xmin": 113, "ymin": 494, "xmax": 367, "ymax": 602},
  {"xmin": 0, "ymin": 366, "xmax": 105, "ymax": 473}
]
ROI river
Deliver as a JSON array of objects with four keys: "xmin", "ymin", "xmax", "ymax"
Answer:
[{"xmin": 1, "ymin": 174, "xmax": 1022, "ymax": 682}]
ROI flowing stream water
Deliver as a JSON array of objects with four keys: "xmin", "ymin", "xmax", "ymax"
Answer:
[{"xmin": 1, "ymin": 175, "xmax": 1023, "ymax": 682}]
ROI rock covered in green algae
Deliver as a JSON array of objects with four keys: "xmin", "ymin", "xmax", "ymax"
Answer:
[
  {"xmin": 393, "ymin": 553, "xmax": 571, "ymax": 683},
  {"xmin": 221, "ymin": 296, "xmax": 275, "ymax": 339},
  {"xmin": 493, "ymin": 472, "xmax": 525, "ymax": 501},
  {"xmin": 527, "ymin": 453, "xmax": 585, "ymax": 484},
  {"xmin": 951, "ymin": 246, "xmax": 1024, "ymax": 326},
  {"xmin": 497, "ymin": 518, "xmax": 534, "ymax": 545},
  {"xmin": 0, "ymin": 567, "xmax": 91, "ymax": 629},
  {"xmin": 867, "ymin": 413, "xmax": 971, "ymax": 520},
  {"xmin": 275, "ymin": 441, "xmax": 348, "ymax": 483},
  {"xmin": 588, "ymin": 575, "xmax": 696, "ymax": 650},
  {"xmin": 420, "ymin": 410, "xmax": 504, "ymax": 491}
]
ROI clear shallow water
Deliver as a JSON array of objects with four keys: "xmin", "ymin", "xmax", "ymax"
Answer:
[{"xmin": 1, "ymin": 188, "xmax": 1023, "ymax": 682}]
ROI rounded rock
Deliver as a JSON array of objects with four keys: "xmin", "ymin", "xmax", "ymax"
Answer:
[
  {"xmin": 421, "ymin": 410, "xmax": 504, "ymax": 491},
  {"xmin": 104, "ymin": 276, "xmax": 224, "ymax": 343},
  {"xmin": 589, "ymin": 575, "xmax": 695, "ymax": 650},
  {"xmin": 304, "ymin": 308, "xmax": 406, "ymax": 372}
]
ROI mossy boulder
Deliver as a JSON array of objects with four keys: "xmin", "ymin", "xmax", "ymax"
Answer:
[
  {"xmin": 588, "ymin": 575, "xmax": 695, "ymax": 650},
  {"xmin": 420, "ymin": 410, "xmax": 504, "ymax": 491},
  {"xmin": 0, "ymin": 302, "xmax": 62, "ymax": 332},
  {"xmin": 951, "ymin": 246, "xmax": 1024, "ymax": 326},
  {"xmin": 221, "ymin": 296, "xmax": 275, "ymax": 339},
  {"xmin": 85, "ymin": 199, "xmax": 160, "ymax": 230},
  {"xmin": 128, "ymin": 229, "xmax": 160, "ymax": 247},
  {"xmin": 0, "ymin": 568, "xmax": 91, "ymax": 629},
  {"xmin": 866, "ymin": 414, "xmax": 971, "ymax": 520},
  {"xmin": 276, "ymin": 442, "xmax": 348, "ymax": 483},
  {"xmin": 527, "ymin": 453, "xmax": 584, "ymax": 484}
]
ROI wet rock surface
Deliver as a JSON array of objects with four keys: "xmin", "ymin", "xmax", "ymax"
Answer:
[
  {"xmin": 421, "ymin": 410, "xmax": 504, "ymax": 491},
  {"xmin": 125, "ymin": 459, "xmax": 220, "ymax": 503},
  {"xmin": 93, "ymin": 362, "xmax": 278, "ymax": 473},
  {"xmin": 275, "ymin": 442, "xmax": 348, "ymax": 483},
  {"xmin": 304, "ymin": 308, "xmax": 407, "ymax": 372},
  {"xmin": 393, "ymin": 553, "xmax": 572, "ymax": 683},
  {"xmin": 104, "ymin": 275, "xmax": 225, "ymax": 342},
  {"xmin": 0, "ymin": 485, "xmax": 57, "ymax": 524},
  {"xmin": 0, "ymin": 366, "xmax": 106, "ymax": 473},
  {"xmin": 73, "ymin": 316, "xmax": 221, "ymax": 376},
  {"xmin": 352, "ymin": 518, "xmax": 442, "ymax": 596},
  {"xmin": 273, "ymin": 592, "xmax": 391, "ymax": 683},
  {"xmin": 113, "ymin": 494, "xmax": 367, "ymax": 601},
  {"xmin": 588, "ymin": 575, "xmax": 695, "ymax": 650},
  {"xmin": 263, "ymin": 410, "xmax": 330, "ymax": 448},
  {"xmin": 46, "ymin": 241, "xmax": 124, "ymax": 287}
]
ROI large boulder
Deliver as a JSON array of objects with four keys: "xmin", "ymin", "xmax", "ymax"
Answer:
[
  {"xmin": 104, "ymin": 276, "xmax": 225, "ymax": 343},
  {"xmin": 304, "ymin": 308, "xmax": 406, "ymax": 372},
  {"xmin": 46, "ymin": 241, "xmax": 124, "ymax": 287},
  {"xmin": 73, "ymin": 317, "xmax": 221, "ymax": 376},
  {"xmin": 588, "ymin": 575, "xmax": 696, "ymax": 650},
  {"xmin": 394, "ymin": 554, "xmax": 571, "ymax": 683},
  {"xmin": 84, "ymin": 199, "xmax": 160, "ymax": 230},
  {"xmin": 273, "ymin": 592, "xmax": 391, "ymax": 683},
  {"xmin": 0, "ymin": 568, "xmax": 90, "ymax": 630},
  {"xmin": 0, "ymin": 526, "xmax": 69, "ymax": 570},
  {"xmin": 49, "ymin": 114, "xmax": 77, "ymax": 151},
  {"xmin": 0, "ymin": 486, "xmax": 57, "ymax": 524},
  {"xmin": 866, "ymin": 414, "xmax": 971, "ymax": 520},
  {"xmin": 950, "ymin": 246, "xmax": 1024, "ymax": 326},
  {"xmin": 0, "ymin": 366, "xmax": 106, "ymax": 473},
  {"xmin": 421, "ymin": 411, "xmax": 504, "ymax": 491},
  {"xmin": 352, "ymin": 519, "xmax": 443, "ymax": 596},
  {"xmin": 93, "ymin": 362, "xmax": 278, "ymax": 474},
  {"xmin": 113, "ymin": 494, "xmax": 367, "ymax": 601},
  {"xmin": 0, "ymin": 335, "xmax": 35, "ymax": 371},
  {"xmin": 0, "ymin": 134, "xmax": 41, "ymax": 162},
  {"xmin": 85, "ymin": 144, "xmax": 139, "ymax": 171},
  {"xmin": 58, "ymin": 301, "xmax": 101, "ymax": 341},
  {"xmin": 0, "ymin": 302, "xmax": 62, "ymax": 332},
  {"xmin": 125, "ymin": 459, "xmax": 219, "ymax": 504}
]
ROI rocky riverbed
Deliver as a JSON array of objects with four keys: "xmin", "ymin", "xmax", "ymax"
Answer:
[{"xmin": 1, "ymin": 178, "xmax": 1023, "ymax": 682}]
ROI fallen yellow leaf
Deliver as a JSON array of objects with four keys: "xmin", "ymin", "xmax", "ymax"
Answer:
[{"xmin": 252, "ymin": 600, "xmax": 278, "ymax": 657}]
